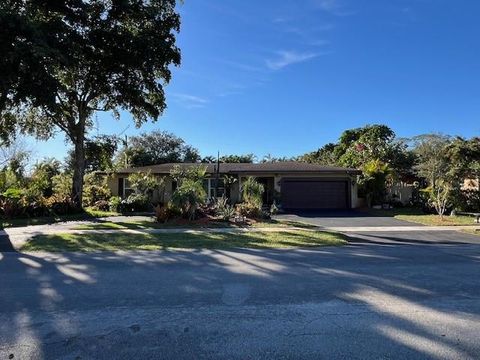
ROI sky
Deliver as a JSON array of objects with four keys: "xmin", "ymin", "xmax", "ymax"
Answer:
[{"xmin": 29, "ymin": 0, "xmax": 480, "ymax": 162}]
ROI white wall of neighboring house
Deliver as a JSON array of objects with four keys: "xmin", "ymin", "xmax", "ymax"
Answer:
[
  {"xmin": 388, "ymin": 182, "xmax": 414, "ymax": 205},
  {"xmin": 462, "ymin": 178, "xmax": 480, "ymax": 191}
]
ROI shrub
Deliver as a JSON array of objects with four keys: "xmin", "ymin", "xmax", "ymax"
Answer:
[
  {"xmin": 428, "ymin": 181, "xmax": 451, "ymax": 219},
  {"xmin": 28, "ymin": 159, "xmax": 61, "ymax": 197},
  {"xmin": 108, "ymin": 196, "xmax": 122, "ymax": 213},
  {"xmin": 42, "ymin": 195, "xmax": 76, "ymax": 216},
  {"xmin": 0, "ymin": 169, "xmax": 23, "ymax": 193},
  {"xmin": 451, "ymin": 189, "xmax": 480, "ymax": 212},
  {"xmin": 121, "ymin": 193, "xmax": 151, "ymax": 213},
  {"xmin": 359, "ymin": 160, "xmax": 393, "ymax": 207},
  {"xmin": 0, "ymin": 188, "xmax": 25, "ymax": 218},
  {"xmin": 238, "ymin": 177, "xmax": 264, "ymax": 219},
  {"xmin": 52, "ymin": 173, "xmax": 73, "ymax": 199},
  {"xmin": 241, "ymin": 177, "xmax": 264, "ymax": 208},
  {"xmin": 154, "ymin": 203, "xmax": 180, "ymax": 223},
  {"xmin": 171, "ymin": 179, "xmax": 206, "ymax": 220},
  {"xmin": 236, "ymin": 202, "xmax": 263, "ymax": 219},
  {"xmin": 217, "ymin": 204, "xmax": 236, "ymax": 221},
  {"xmin": 127, "ymin": 171, "xmax": 160, "ymax": 195},
  {"xmin": 83, "ymin": 173, "xmax": 111, "ymax": 207},
  {"xmin": 270, "ymin": 201, "xmax": 279, "ymax": 215},
  {"xmin": 212, "ymin": 196, "xmax": 235, "ymax": 221},
  {"xmin": 93, "ymin": 200, "xmax": 110, "ymax": 211}
]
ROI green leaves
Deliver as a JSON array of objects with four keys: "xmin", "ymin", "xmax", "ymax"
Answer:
[
  {"xmin": 121, "ymin": 130, "xmax": 200, "ymax": 167},
  {"xmin": 1, "ymin": 0, "xmax": 182, "ymax": 205},
  {"xmin": 241, "ymin": 177, "xmax": 264, "ymax": 209},
  {"xmin": 171, "ymin": 178, "xmax": 206, "ymax": 220},
  {"xmin": 127, "ymin": 170, "xmax": 160, "ymax": 195}
]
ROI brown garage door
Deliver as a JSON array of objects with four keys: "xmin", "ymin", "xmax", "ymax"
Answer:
[{"xmin": 281, "ymin": 179, "xmax": 349, "ymax": 209}]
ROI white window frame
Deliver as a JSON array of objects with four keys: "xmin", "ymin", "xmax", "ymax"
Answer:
[
  {"xmin": 206, "ymin": 178, "xmax": 225, "ymax": 199},
  {"xmin": 123, "ymin": 178, "xmax": 135, "ymax": 198}
]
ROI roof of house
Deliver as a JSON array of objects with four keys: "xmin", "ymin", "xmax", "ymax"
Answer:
[{"xmin": 114, "ymin": 162, "xmax": 361, "ymax": 175}]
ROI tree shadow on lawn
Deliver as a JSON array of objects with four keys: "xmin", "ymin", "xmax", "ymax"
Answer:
[
  {"xmin": 2, "ymin": 237, "xmax": 480, "ymax": 358},
  {"xmin": 21, "ymin": 230, "xmax": 347, "ymax": 252}
]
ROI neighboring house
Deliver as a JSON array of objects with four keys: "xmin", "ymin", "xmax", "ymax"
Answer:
[
  {"xmin": 107, "ymin": 162, "xmax": 362, "ymax": 210},
  {"xmin": 388, "ymin": 182, "xmax": 415, "ymax": 205},
  {"xmin": 462, "ymin": 178, "xmax": 480, "ymax": 191}
]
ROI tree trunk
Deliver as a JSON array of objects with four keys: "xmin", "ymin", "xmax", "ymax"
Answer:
[{"xmin": 71, "ymin": 124, "xmax": 86, "ymax": 210}]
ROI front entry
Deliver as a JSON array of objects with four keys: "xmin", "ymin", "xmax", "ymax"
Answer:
[{"xmin": 256, "ymin": 177, "xmax": 275, "ymax": 206}]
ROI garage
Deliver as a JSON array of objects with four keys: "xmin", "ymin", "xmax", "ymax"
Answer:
[{"xmin": 281, "ymin": 178, "xmax": 350, "ymax": 210}]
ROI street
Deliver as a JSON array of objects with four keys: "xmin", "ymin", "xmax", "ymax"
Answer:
[{"xmin": 1, "ymin": 231, "xmax": 480, "ymax": 359}]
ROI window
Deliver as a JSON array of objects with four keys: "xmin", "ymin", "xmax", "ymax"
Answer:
[
  {"xmin": 123, "ymin": 178, "xmax": 135, "ymax": 198},
  {"xmin": 205, "ymin": 178, "xmax": 225, "ymax": 199}
]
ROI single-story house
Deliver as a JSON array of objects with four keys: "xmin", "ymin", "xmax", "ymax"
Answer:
[{"xmin": 107, "ymin": 162, "xmax": 362, "ymax": 210}]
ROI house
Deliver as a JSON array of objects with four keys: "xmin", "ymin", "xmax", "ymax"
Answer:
[
  {"xmin": 462, "ymin": 178, "xmax": 480, "ymax": 191},
  {"xmin": 107, "ymin": 162, "xmax": 362, "ymax": 210}
]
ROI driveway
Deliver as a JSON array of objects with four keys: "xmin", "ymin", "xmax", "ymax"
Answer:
[
  {"xmin": 2, "ymin": 240, "xmax": 480, "ymax": 359},
  {"xmin": 274, "ymin": 210, "xmax": 480, "ymax": 245},
  {"xmin": 275, "ymin": 209, "xmax": 419, "ymax": 227}
]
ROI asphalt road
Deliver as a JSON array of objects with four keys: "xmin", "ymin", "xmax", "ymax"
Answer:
[{"xmin": 1, "ymin": 233, "xmax": 480, "ymax": 359}]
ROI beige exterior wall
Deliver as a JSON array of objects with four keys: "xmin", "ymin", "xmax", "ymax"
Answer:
[
  {"xmin": 107, "ymin": 176, "xmax": 119, "ymax": 197},
  {"xmin": 108, "ymin": 172, "xmax": 359, "ymax": 208}
]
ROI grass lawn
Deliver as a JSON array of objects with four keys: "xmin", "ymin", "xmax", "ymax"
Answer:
[
  {"xmin": 72, "ymin": 219, "xmax": 318, "ymax": 231},
  {"xmin": 369, "ymin": 208, "xmax": 478, "ymax": 226},
  {"xmin": 0, "ymin": 208, "xmax": 120, "ymax": 229},
  {"xmin": 21, "ymin": 230, "xmax": 347, "ymax": 252}
]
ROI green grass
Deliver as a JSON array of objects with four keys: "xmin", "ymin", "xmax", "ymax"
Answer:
[
  {"xmin": 0, "ymin": 208, "xmax": 120, "ymax": 229},
  {"xmin": 369, "ymin": 208, "xmax": 478, "ymax": 226},
  {"xmin": 395, "ymin": 214, "xmax": 477, "ymax": 226},
  {"xmin": 72, "ymin": 219, "xmax": 319, "ymax": 231},
  {"xmin": 21, "ymin": 230, "xmax": 347, "ymax": 252}
]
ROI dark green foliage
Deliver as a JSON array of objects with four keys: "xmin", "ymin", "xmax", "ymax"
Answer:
[
  {"xmin": 0, "ymin": 0, "xmax": 181, "ymax": 207},
  {"xmin": 28, "ymin": 158, "xmax": 61, "ymax": 197},
  {"xmin": 82, "ymin": 173, "xmax": 111, "ymax": 207},
  {"xmin": 202, "ymin": 154, "xmax": 255, "ymax": 163},
  {"xmin": 108, "ymin": 196, "xmax": 121, "ymax": 213},
  {"xmin": 411, "ymin": 134, "xmax": 451, "ymax": 187},
  {"xmin": 300, "ymin": 125, "xmax": 415, "ymax": 205},
  {"xmin": 121, "ymin": 193, "xmax": 151, "ymax": 213},
  {"xmin": 171, "ymin": 179, "xmax": 206, "ymax": 220},
  {"xmin": 300, "ymin": 125, "xmax": 414, "ymax": 179},
  {"xmin": 299, "ymin": 143, "xmax": 339, "ymax": 165},
  {"xmin": 66, "ymin": 135, "xmax": 118, "ymax": 173},
  {"xmin": 119, "ymin": 130, "xmax": 200, "ymax": 167},
  {"xmin": 238, "ymin": 177, "xmax": 264, "ymax": 219}
]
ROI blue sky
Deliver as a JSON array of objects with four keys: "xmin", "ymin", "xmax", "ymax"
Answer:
[{"xmin": 31, "ymin": 0, "xmax": 480, "ymax": 161}]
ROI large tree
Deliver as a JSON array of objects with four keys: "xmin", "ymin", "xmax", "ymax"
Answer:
[
  {"xmin": 411, "ymin": 134, "xmax": 451, "ymax": 188},
  {"xmin": 299, "ymin": 143, "xmax": 339, "ymax": 165},
  {"xmin": 0, "ymin": 0, "xmax": 181, "ymax": 207},
  {"xmin": 66, "ymin": 135, "xmax": 118, "ymax": 173},
  {"xmin": 119, "ymin": 130, "xmax": 200, "ymax": 167},
  {"xmin": 300, "ymin": 125, "xmax": 415, "ymax": 178},
  {"xmin": 201, "ymin": 154, "xmax": 255, "ymax": 164}
]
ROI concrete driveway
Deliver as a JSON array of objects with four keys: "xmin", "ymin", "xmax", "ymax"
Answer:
[{"xmin": 2, "ymin": 236, "xmax": 480, "ymax": 359}]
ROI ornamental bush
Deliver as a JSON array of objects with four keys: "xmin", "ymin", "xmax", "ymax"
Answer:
[{"xmin": 171, "ymin": 179, "xmax": 206, "ymax": 220}]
